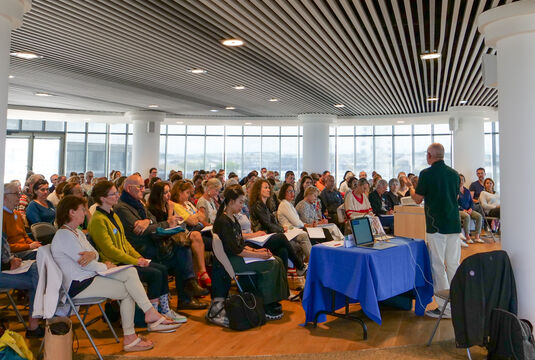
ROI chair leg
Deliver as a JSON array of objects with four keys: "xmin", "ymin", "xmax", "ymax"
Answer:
[
  {"xmin": 67, "ymin": 297, "xmax": 103, "ymax": 360},
  {"xmin": 466, "ymin": 347, "xmax": 472, "ymax": 360},
  {"xmin": 98, "ymin": 303, "xmax": 119, "ymax": 343},
  {"xmin": 6, "ymin": 291, "xmax": 27, "ymax": 330},
  {"xmin": 426, "ymin": 298, "xmax": 450, "ymax": 346}
]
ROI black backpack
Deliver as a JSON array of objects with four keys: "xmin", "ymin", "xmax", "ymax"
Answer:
[{"xmin": 488, "ymin": 308, "xmax": 535, "ymax": 360}]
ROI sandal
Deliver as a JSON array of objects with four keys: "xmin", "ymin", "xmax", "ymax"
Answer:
[
  {"xmin": 147, "ymin": 316, "xmax": 180, "ymax": 333},
  {"xmin": 124, "ymin": 336, "xmax": 154, "ymax": 352},
  {"xmin": 198, "ymin": 271, "xmax": 212, "ymax": 288}
]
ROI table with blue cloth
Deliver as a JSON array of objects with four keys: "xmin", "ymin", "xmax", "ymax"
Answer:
[{"xmin": 302, "ymin": 237, "xmax": 434, "ymax": 338}]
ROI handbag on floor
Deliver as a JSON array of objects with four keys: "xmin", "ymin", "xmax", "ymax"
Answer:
[
  {"xmin": 44, "ymin": 317, "xmax": 73, "ymax": 360},
  {"xmin": 224, "ymin": 292, "xmax": 265, "ymax": 331}
]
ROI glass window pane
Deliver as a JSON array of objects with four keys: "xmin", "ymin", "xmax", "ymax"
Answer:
[
  {"xmin": 434, "ymin": 135, "xmax": 452, "ymax": 166},
  {"xmin": 226, "ymin": 126, "xmax": 242, "ymax": 135},
  {"xmin": 187, "ymin": 125, "xmax": 205, "ymax": 135},
  {"xmin": 494, "ymin": 122, "xmax": 499, "ymax": 132},
  {"xmin": 262, "ymin": 126, "xmax": 279, "ymax": 136},
  {"xmin": 185, "ymin": 136, "xmax": 204, "ymax": 177},
  {"xmin": 225, "ymin": 136, "xmax": 242, "ymax": 177},
  {"xmin": 262, "ymin": 137, "xmax": 279, "ymax": 172},
  {"xmin": 45, "ymin": 121, "xmax": 64, "ymax": 132},
  {"xmin": 160, "ymin": 124, "xmax": 167, "ymax": 135},
  {"xmin": 374, "ymin": 126, "xmax": 392, "ymax": 135},
  {"xmin": 206, "ymin": 137, "xmax": 224, "ymax": 170},
  {"xmin": 110, "ymin": 123, "xmax": 126, "ymax": 133},
  {"xmin": 66, "ymin": 133, "xmax": 86, "ymax": 174},
  {"xmin": 109, "ymin": 135, "xmax": 126, "ymax": 174},
  {"xmin": 87, "ymin": 134, "xmax": 106, "ymax": 177},
  {"xmin": 414, "ymin": 135, "xmax": 432, "ymax": 173},
  {"xmin": 281, "ymin": 137, "xmax": 298, "ymax": 175},
  {"xmin": 159, "ymin": 135, "xmax": 167, "ymax": 175},
  {"xmin": 433, "ymin": 124, "xmax": 450, "ymax": 134},
  {"xmin": 484, "ymin": 134, "xmax": 493, "ymax": 180},
  {"xmin": 68, "ymin": 122, "xmax": 86, "ymax": 132},
  {"xmin": 128, "ymin": 124, "xmax": 133, "ymax": 134},
  {"xmin": 338, "ymin": 126, "xmax": 354, "ymax": 136},
  {"xmin": 282, "ymin": 126, "xmax": 298, "ymax": 136},
  {"xmin": 126, "ymin": 135, "xmax": 133, "ymax": 174},
  {"xmin": 243, "ymin": 137, "xmax": 261, "ymax": 174},
  {"xmin": 21, "ymin": 120, "xmax": 42, "ymax": 131},
  {"xmin": 494, "ymin": 134, "xmax": 500, "ymax": 192},
  {"xmin": 355, "ymin": 137, "xmax": 373, "ymax": 175},
  {"xmin": 394, "ymin": 125, "xmax": 411, "ymax": 135},
  {"xmin": 206, "ymin": 126, "xmax": 224, "ymax": 135},
  {"xmin": 88, "ymin": 123, "xmax": 106, "ymax": 133},
  {"xmin": 413, "ymin": 124, "xmax": 431, "ymax": 134},
  {"xmin": 7, "ymin": 119, "xmax": 19, "ymax": 130},
  {"xmin": 375, "ymin": 136, "xmax": 392, "ymax": 179},
  {"xmin": 32, "ymin": 138, "xmax": 60, "ymax": 180},
  {"xmin": 484, "ymin": 122, "xmax": 492, "ymax": 133},
  {"xmin": 5, "ymin": 137, "xmax": 29, "ymax": 183},
  {"xmin": 168, "ymin": 125, "xmax": 185, "ymax": 134},
  {"xmin": 394, "ymin": 136, "xmax": 412, "ymax": 176},
  {"xmin": 329, "ymin": 136, "xmax": 336, "ymax": 180},
  {"xmin": 336, "ymin": 137, "xmax": 354, "ymax": 179},
  {"xmin": 356, "ymin": 126, "xmax": 372, "ymax": 135},
  {"xmin": 243, "ymin": 126, "xmax": 261, "ymax": 135},
  {"xmin": 329, "ymin": 126, "xmax": 336, "ymax": 136}
]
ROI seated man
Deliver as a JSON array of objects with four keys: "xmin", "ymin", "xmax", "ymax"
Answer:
[
  {"xmin": 318, "ymin": 175, "xmax": 343, "ymax": 225},
  {"xmin": 3, "ymin": 182, "xmax": 41, "ymax": 260},
  {"xmin": 368, "ymin": 179, "xmax": 393, "ymax": 216}
]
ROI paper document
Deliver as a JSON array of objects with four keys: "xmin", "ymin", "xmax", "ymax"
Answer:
[
  {"xmin": 320, "ymin": 240, "xmax": 344, "ymax": 248},
  {"xmin": 245, "ymin": 233, "xmax": 275, "ymax": 246},
  {"xmin": 285, "ymin": 228, "xmax": 305, "ymax": 241},
  {"xmin": 97, "ymin": 264, "xmax": 134, "ymax": 276},
  {"xmin": 243, "ymin": 256, "xmax": 275, "ymax": 264},
  {"xmin": 2, "ymin": 260, "xmax": 35, "ymax": 275},
  {"xmin": 306, "ymin": 227, "xmax": 325, "ymax": 239},
  {"xmin": 201, "ymin": 225, "xmax": 213, "ymax": 233}
]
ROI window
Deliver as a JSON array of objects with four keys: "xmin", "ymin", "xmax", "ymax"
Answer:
[
  {"xmin": 261, "ymin": 136, "xmax": 279, "ymax": 172},
  {"xmin": 87, "ymin": 134, "xmax": 106, "ymax": 177},
  {"xmin": 185, "ymin": 136, "xmax": 205, "ymax": 177},
  {"xmin": 66, "ymin": 133, "xmax": 86, "ymax": 174},
  {"xmin": 243, "ymin": 136, "xmax": 261, "ymax": 175},
  {"xmin": 205, "ymin": 136, "xmax": 224, "ymax": 171},
  {"xmin": 225, "ymin": 136, "xmax": 242, "ymax": 177},
  {"xmin": 109, "ymin": 135, "xmax": 127, "ymax": 174}
]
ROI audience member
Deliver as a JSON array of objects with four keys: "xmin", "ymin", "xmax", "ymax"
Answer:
[
  {"xmin": 49, "ymin": 174, "xmax": 58, "ymax": 193},
  {"xmin": 197, "ymin": 178, "xmax": 222, "ymax": 224},
  {"xmin": 294, "ymin": 175, "xmax": 313, "ymax": 205},
  {"xmin": 26, "ymin": 179, "xmax": 56, "ymax": 226},
  {"xmin": 144, "ymin": 167, "xmax": 158, "ymax": 188},
  {"xmin": 47, "ymin": 180, "xmax": 67, "ymax": 207},
  {"xmin": 81, "ymin": 171, "xmax": 94, "ymax": 196},
  {"xmin": 358, "ymin": 171, "xmax": 367, "ymax": 179},
  {"xmin": 369, "ymin": 179, "xmax": 392, "ymax": 215},
  {"xmin": 397, "ymin": 175, "xmax": 411, "ymax": 197},
  {"xmin": 318, "ymin": 175, "xmax": 344, "ymax": 224},
  {"xmin": 18, "ymin": 174, "xmax": 44, "ymax": 214},
  {"xmin": 384, "ymin": 178, "xmax": 401, "ymax": 211},
  {"xmin": 315, "ymin": 171, "xmax": 329, "ymax": 192},
  {"xmin": 458, "ymin": 174, "xmax": 483, "ymax": 244},
  {"xmin": 479, "ymin": 178, "xmax": 500, "ymax": 218},
  {"xmin": 295, "ymin": 187, "xmax": 327, "ymax": 226},
  {"xmin": 344, "ymin": 178, "xmax": 374, "ymax": 219},
  {"xmin": 469, "ymin": 167, "xmax": 486, "ymax": 203}
]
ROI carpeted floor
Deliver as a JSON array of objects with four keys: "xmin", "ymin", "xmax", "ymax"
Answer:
[{"xmin": 73, "ymin": 340, "xmax": 487, "ymax": 360}]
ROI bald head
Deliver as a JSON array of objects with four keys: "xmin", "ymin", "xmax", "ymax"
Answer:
[
  {"xmin": 427, "ymin": 143, "xmax": 445, "ymax": 164},
  {"xmin": 124, "ymin": 174, "xmax": 144, "ymax": 201}
]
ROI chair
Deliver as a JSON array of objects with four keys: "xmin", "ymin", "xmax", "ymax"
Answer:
[
  {"xmin": 30, "ymin": 222, "xmax": 57, "ymax": 245},
  {"xmin": 211, "ymin": 233, "xmax": 255, "ymax": 293},
  {"xmin": 479, "ymin": 210, "xmax": 499, "ymax": 242},
  {"xmin": 0, "ymin": 288, "xmax": 27, "ymax": 329}
]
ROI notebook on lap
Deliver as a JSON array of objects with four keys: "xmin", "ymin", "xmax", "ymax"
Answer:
[{"xmin": 349, "ymin": 217, "xmax": 398, "ymax": 250}]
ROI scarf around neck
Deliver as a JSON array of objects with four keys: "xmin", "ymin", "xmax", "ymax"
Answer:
[{"xmin": 120, "ymin": 191, "xmax": 147, "ymax": 219}]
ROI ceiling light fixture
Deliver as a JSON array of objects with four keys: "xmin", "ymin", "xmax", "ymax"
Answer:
[
  {"xmin": 225, "ymin": 106, "xmax": 236, "ymax": 110},
  {"xmin": 221, "ymin": 38, "xmax": 244, "ymax": 47},
  {"xmin": 8, "ymin": 75, "xmax": 14, "ymax": 79},
  {"xmin": 148, "ymin": 104, "xmax": 159, "ymax": 108},
  {"xmin": 233, "ymin": 85, "xmax": 245, "ymax": 90},
  {"xmin": 426, "ymin": 97, "xmax": 439, "ymax": 102},
  {"xmin": 268, "ymin": 98, "xmax": 279, "ymax": 102},
  {"xmin": 210, "ymin": 109, "xmax": 219, "ymax": 112},
  {"xmin": 244, "ymin": 122, "xmax": 252, "ymax": 125},
  {"xmin": 483, "ymin": 117, "xmax": 490, "ymax": 120},
  {"xmin": 188, "ymin": 68, "xmax": 207, "ymax": 74},
  {"xmin": 420, "ymin": 52, "xmax": 441, "ymax": 60},
  {"xmin": 176, "ymin": 121, "xmax": 183, "ymax": 124},
  {"xmin": 10, "ymin": 51, "xmax": 42, "ymax": 60},
  {"xmin": 334, "ymin": 104, "xmax": 345, "ymax": 108},
  {"xmin": 459, "ymin": 100, "xmax": 468, "ymax": 105},
  {"xmin": 397, "ymin": 120, "xmax": 405, "ymax": 124},
  {"xmin": 34, "ymin": 92, "xmax": 53, "ymax": 97}
]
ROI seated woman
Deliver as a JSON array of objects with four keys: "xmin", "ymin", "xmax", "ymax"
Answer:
[
  {"xmin": 344, "ymin": 177, "xmax": 384, "ymax": 235},
  {"xmin": 338, "ymin": 171, "xmax": 355, "ymax": 195},
  {"xmin": 88, "ymin": 181, "xmax": 186, "ymax": 320},
  {"xmin": 294, "ymin": 175, "xmax": 313, "ymax": 205},
  {"xmin": 26, "ymin": 179, "xmax": 56, "ymax": 226},
  {"xmin": 147, "ymin": 182, "xmax": 209, "ymax": 309},
  {"xmin": 52, "ymin": 196, "xmax": 179, "ymax": 352},
  {"xmin": 384, "ymin": 178, "xmax": 401, "ymax": 211},
  {"xmin": 211, "ymin": 185, "xmax": 289, "ymax": 321},
  {"xmin": 397, "ymin": 175, "xmax": 411, "ymax": 197},
  {"xmin": 63, "ymin": 182, "xmax": 91, "ymax": 229},
  {"xmin": 458, "ymin": 174, "xmax": 484, "ymax": 243},
  {"xmin": 196, "ymin": 178, "xmax": 222, "ymax": 225},
  {"xmin": 250, "ymin": 179, "xmax": 311, "ymax": 266},
  {"xmin": 479, "ymin": 178, "xmax": 500, "ymax": 218},
  {"xmin": 170, "ymin": 181, "xmax": 212, "ymax": 288}
]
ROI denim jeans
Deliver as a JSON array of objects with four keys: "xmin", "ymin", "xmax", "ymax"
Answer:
[{"xmin": 0, "ymin": 262, "xmax": 38, "ymax": 316}]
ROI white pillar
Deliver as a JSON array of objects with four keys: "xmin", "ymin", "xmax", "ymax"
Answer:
[
  {"xmin": 0, "ymin": 0, "xmax": 31, "ymax": 237},
  {"xmin": 450, "ymin": 106, "xmax": 491, "ymax": 184},
  {"xmin": 299, "ymin": 113, "xmax": 335, "ymax": 173},
  {"xmin": 125, "ymin": 110, "xmax": 164, "ymax": 178},
  {"xmin": 479, "ymin": 1, "xmax": 535, "ymax": 323}
]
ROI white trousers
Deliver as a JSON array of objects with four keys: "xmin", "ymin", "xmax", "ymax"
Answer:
[{"xmin": 426, "ymin": 232, "xmax": 461, "ymax": 309}]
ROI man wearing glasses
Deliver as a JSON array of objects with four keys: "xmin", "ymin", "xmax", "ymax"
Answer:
[{"xmin": 2, "ymin": 182, "xmax": 42, "ymax": 260}]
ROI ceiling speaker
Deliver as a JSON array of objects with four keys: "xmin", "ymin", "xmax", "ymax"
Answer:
[{"xmin": 449, "ymin": 117, "xmax": 459, "ymax": 132}]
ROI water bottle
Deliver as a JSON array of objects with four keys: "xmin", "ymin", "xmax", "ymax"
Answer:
[{"xmin": 344, "ymin": 234, "xmax": 354, "ymax": 248}]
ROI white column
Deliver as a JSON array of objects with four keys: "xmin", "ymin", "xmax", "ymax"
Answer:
[
  {"xmin": 124, "ymin": 110, "xmax": 164, "ymax": 177},
  {"xmin": 299, "ymin": 113, "xmax": 335, "ymax": 173},
  {"xmin": 479, "ymin": 1, "xmax": 535, "ymax": 323},
  {"xmin": 450, "ymin": 106, "xmax": 491, "ymax": 184},
  {"xmin": 0, "ymin": 0, "xmax": 31, "ymax": 235}
]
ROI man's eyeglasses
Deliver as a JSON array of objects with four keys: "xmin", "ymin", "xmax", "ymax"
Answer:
[
  {"xmin": 5, "ymin": 192, "xmax": 22, "ymax": 196},
  {"xmin": 129, "ymin": 184, "xmax": 145, "ymax": 190}
]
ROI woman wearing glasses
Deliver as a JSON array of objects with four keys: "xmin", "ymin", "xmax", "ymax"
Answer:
[{"xmin": 26, "ymin": 179, "xmax": 56, "ymax": 226}]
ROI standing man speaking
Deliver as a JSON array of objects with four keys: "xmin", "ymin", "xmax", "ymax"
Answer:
[{"xmin": 410, "ymin": 143, "xmax": 461, "ymax": 318}]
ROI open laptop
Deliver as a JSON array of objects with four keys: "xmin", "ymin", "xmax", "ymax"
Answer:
[{"xmin": 350, "ymin": 217, "xmax": 398, "ymax": 250}]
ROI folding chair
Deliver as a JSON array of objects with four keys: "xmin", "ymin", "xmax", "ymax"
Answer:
[
  {"xmin": 480, "ymin": 210, "xmax": 499, "ymax": 242},
  {"xmin": 0, "ymin": 288, "xmax": 27, "ymax": 329},
  {"xmin": 30, "ymin": 222, "xmax": 57, "ymax": 245}
]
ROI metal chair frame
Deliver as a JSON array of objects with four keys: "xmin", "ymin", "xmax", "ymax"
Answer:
[{"xmin": 0, "ymin": 288, "xmax": 27, "ymax": 329}]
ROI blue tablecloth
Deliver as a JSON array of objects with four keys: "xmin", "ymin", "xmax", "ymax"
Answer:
[{"xmin": 302, "ymin": 237, "xmax": 434, "ymax": 325}]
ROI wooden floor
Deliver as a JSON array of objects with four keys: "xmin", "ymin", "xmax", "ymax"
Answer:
[{"xmin": 7, "ymin": 237, "xmax": 500, "ymax": 358}]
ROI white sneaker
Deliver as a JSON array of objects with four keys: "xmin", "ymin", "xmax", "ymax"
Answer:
[
  {"xmin": 459, "ymin": 233, "xmax": 466, "ymax": 241},
  {"xmin": 461, "ymin": 240, "xmax": 469, "ymax": 248},
  {"xmin": 475, "ymin": 238, "xmax": 485, "ymax": 243},
  {"xmin": 466, "ymin": 239, "xmax": 474, "ymax": 244},
  {"xmin": 163, "ymin": 310, "xmax": 187, "ymax": 324}
]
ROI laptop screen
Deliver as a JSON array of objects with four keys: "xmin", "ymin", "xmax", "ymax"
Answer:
[{"xmin": 350, "ymin": 217, "xmax": 374, "ymax": 246}]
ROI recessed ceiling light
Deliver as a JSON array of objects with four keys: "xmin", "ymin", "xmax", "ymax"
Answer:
[
  {"xmin": 210, "ymin": 109, "xmax": 219, "ymax": 112},
  {"xmin": 34, "ymin": 92, "xmax": 53, "ymax": 97},
  {"xmin": 8, "ymin": 75, "xmax": 14, "ymax": 79},
  {"xmin": 188, "ymin": 68, "xmax": 207, "ymax": 74},
  {"xmin": 10, "ymin": 51, "xmax": 42, "ymax": 60},
  {"xmin": 221, "ymin": 38, "xmax": 244, "ymax": 47},
  {"xmin": 268, "ymin": 98, "xmax": 279, "ymax": 102},
  {"xmin": 334, "ymin": 104, "xmax": 345, "ymax": 108},
  {"xmin": 176, "ymin": 121, "xmax": 183, "ymax": 124},
  {"xmin": 225, "ymin": 106, "xmax": 236, "ymax": 110},
  {"xmin": 233, "ymin": 85, "xmax": 245, "ymax": 90},
  {"xmin": 397, "ymin": 120, "xmax": 405, "ymax": 124},
  {"xmin": 483, "ymin": 117, "xmax": 490, "ymax": 120},
  {"xmin": 426, "ymin": 97, "xmax": 439, "ymax": 102},
  {"xmin": 420, "ymin": 52, "xmax": 441, "ymax": 60},
  {"xmin": 148, "ymin": 104, "xmax": 159, "ymax": 108},
  {"xmin": 244, "ymin": 122, "xmax": 252, "ymax": 125},
  {"xmin": 459, "ymin": 100, "xmax": 468, "ymax": 104}
]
